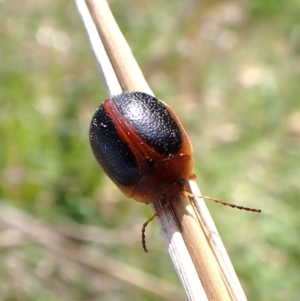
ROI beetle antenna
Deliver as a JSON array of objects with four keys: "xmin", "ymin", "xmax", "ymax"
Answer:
[
  {"xmin": 201, "ymin": 195, "xmax": 261, "ymax": 212},
  {"xmin": 142, "ymin": 200, "xmax": 171, "ymax": 253},
  {"xmin": 186, "ymin": 192, "xmax": 261, "ymax": 213}
]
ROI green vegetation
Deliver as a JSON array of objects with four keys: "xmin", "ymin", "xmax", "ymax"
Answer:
[{"xmin": 1, "ymin": 1, "xmax": 300, "ymax": 300}]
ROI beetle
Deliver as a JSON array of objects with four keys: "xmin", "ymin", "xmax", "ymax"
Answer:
[
  {"xmin": 89, "ymin": 91, "xmax": 260, "ymax": 252},
  {"xmin": 89, "ymin": 91, "xmax": 193, "ymax": 204},
  {"xmin": 89, "ymin": 91, "xmax": 193, "ymax": 251}
]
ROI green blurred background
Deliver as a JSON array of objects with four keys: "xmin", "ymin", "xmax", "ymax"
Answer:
[{"xmin": 1, "ymin": 0, "xmax": 300, "ymax": 300}]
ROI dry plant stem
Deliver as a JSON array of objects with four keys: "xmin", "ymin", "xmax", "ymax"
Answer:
[
  {"xmin": 75, "ymin": 0, "xmax": 122, "ymax": 95},
  {"xmin": 188, "ymin": 180, "xmax": 248, "ymax": 300},
  {"xmin": 77, "ymin": 0, "xmax": 248, "ymax": 300},
  {"xmin": 76, "ymin": 1, "xmax": 206, "ymax": 300},
  {"xmin": 171, "ymin": 194, "xmax": 230, "ymax": 300},
  {"xmin": 76, "ymin": 0, "xmax": 208, "ymax": 301},
  {"xmin": 86, "ymin": 0, "xmax": 152, "ymax": 94}
]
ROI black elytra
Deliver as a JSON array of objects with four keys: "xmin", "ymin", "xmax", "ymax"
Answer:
[
  {"xmin": 89, "ymin": 92, "xmax": 185, "ymax": 188},
  {"xmin": 89, "ymin": 104, "xmax": 140, "ymax": 186},
  {"xmin": 111, "ymin": 92, "xmax": 183, "ymax": 155}
]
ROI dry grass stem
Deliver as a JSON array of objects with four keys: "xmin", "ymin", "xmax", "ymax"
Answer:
[{"xmin": 75, "ymin": 0, "xmax": 249, "ymax": 300}]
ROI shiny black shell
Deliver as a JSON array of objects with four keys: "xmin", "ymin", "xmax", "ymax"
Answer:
[
  {"xmin": 89, "ymin": 91, "xmax": 192, "ymax": 201},
  {"xmin": 89, "ymin": 103, "xmax": 139, "ymax": 186},
  {"xmin": 110, "ymin": 92, "xmax": 183, "ymax": 155}
]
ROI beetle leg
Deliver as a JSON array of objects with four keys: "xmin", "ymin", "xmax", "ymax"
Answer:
[{"xmin": 141, "ymin": 199, "xmax": 171, "ymax": 253}]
